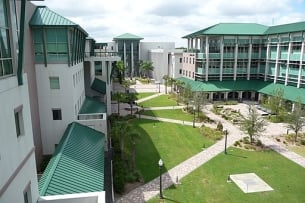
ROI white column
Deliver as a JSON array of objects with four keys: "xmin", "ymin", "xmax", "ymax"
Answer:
[
  {"xmin": 274, "ymin": 42, "xmax": 281, "ymax": 83},
  {"xmin": 224, "ymin": 92, "xmax": 228, "ymax": 101},
  {"xmin": 205, "ymin": 36, "xmax": 209, "ymax": 81},
  {"xmin": 247, "ymin": 43, "xmax": 252, "ymax": 80},
  {"xmin": 123, "ymin": 41, "xmax": 127, "ymax": 75},
  {"xmin": 131, "ymin": 42, "xmax": 134, "ymax": 78},
  {"xmin": 285, "ymin": 41, "xmax": 292, "ymax": 85},
  {"xmin": 209, "ymin": 92, "xmax": 214, "ymax": 101},
  {"xmin": 297, "ymin": 41, "xmax": 304, "ymax": 88},
  {"xmin": 220, "ymin": 37, "xmax": 224, "ymax": 81},
  {"xmin": 265, "ymin": 42, "xmax": 270, "ymax": 81},
  {"xmin": 251, "ymin": 92, "xmax": 256, "ymax": 100},
  {"xmin": 195, "ymin": 38, "xmax": 198, "ymax": 50},
  {"xmin": 234, "ymin": 41, "xmax": 238, "ymax": 81},
  {"xmin": 116, "ymin": 42, "xmax": 118, "ymax": 52},
  {"xmin": 238, "ymin": 91, "xmax": 243, "ymax": 101},
  {"xmin": 201, "ymin": 37, "xmax": 204, "ymax": 52},
  {"xmin": 171, "ymin": 52, "xmax": 175, "ymax": 78}
]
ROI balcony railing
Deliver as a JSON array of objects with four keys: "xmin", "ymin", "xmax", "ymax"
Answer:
[
  {"xmin": 197, "ymin": 53, "xmax": 206, "ymax": 59},
  {"xmin": 85, "ymin": 52, "xmax": 119, "ymax": 58}
]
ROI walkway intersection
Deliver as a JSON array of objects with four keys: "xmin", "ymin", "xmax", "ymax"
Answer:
[{"xmin": 114, "ymin": 84, "xmax": 305, "ymax": 203}]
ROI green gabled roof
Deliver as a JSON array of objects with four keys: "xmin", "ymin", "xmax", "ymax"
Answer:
[
  {"xmin": 39, "ymin": 122, "xmax": 105, "ymax": 196},
  {"xmin": 30, "ymin": 6, "xmax": 88, "ymax": 35},
  {"xmin": 113, "ymin": 33, "xmax": 144, "ymax": 40},
  {"xmin": 183, "ymin": 23, "xmax": 268, "ymax": 38},
  {"xmin": 265, "ymin": 21, "xmax": 305, "ymax": 35},
  {"xmin": 176, "ymin": 77, "xmax": 305, "ymax": 104},
  {"xmin": 91, "ymin": 78, "xmax": 106, "ymax": 94},
  {"xmin": 79, "ymin": 96, "xmax": 107, "ymax": 114}
]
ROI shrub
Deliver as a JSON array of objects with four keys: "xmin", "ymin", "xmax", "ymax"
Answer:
[
  {"xmin": 234, "ymin": 141, "xmax": 241, "ymax": 147},
  {"xmin": 216, "ymin": 121, "xmax": 223, "ymax": 131},
  {"xmin": 200, "ymin": 126, "xmax": 223, "ymax": 141},
  {"xmin": 243, "ymin": 137, "xmax": 250, "ymax": 144},
  {"xmin": 256, "ymin": 140, "xmax": 263, "ymax": 146},
  {"xmin": 301, "ymin": 140, "xmax": 305, "ymax": 146},
  {"xmin": 113, "ymin": 160, "xmax": 126, "ymax": 194},
  {"xmin": 276, "ymin": 138, "xmax": 281, "ymax": 142}
]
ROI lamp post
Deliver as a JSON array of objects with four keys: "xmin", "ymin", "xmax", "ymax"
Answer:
[
  {"xmin": 158, "ymin": 159, "xmax": 164, "ymax": 199},
  {"xmin": 224, "ymin": 129, "xmax": 228, "ymax": 154},
  {"xmin": 193, "ymin": 106, "xmax": 196, "ymax": 128}
]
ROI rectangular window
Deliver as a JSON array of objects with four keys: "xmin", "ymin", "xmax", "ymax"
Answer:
[
  {"xmin": 49, "ymin": 77, "xmax": 60, "ymax": 89},
  {"xmin": 23, "ymin": 183, "xmax": 32, "ymax": 203},
  {"xmin": 179, "ymin": 58, "xmax": 182, "ymax": 63},
  {"xmin": 52, "ymin": 109, "xmax": 62, "ymax": 120},
  {"xmin": 179, "ymin": 69, "xmax": 182, "ymax": 74},
  {"xmin": 14, "ymin": 105, "xmax": 24, "ymax": 137}
]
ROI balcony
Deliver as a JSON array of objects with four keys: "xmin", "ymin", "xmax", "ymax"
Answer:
[
  {"xmin": 223, "ymin": 53, "xmax": 234, "ymax": 59},
  {"xmin": 237, "ymin": 53, "xmax": 248, "ymax": 59},
  {"xmin": 197, "ymin": 53, "xmax": 206, "ymax": 59},
  {"xmin": 209, "ymin": 53, "xmax": 221, "ymax": 59},
  {"xmin": 85, "ymin": 51, "xmax": 121, "ymax": 61},
  {"xmin": 290, "ymin": 53, "xmax": 301, "ymax": 61},
  {"xmin": 251, "ymin": 53, "xmax": 259, "ymax": 59}
]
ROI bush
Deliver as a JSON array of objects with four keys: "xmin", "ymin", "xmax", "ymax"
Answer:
[
  {"xmin": 234, "ymin": 141, "xmax": 241, "ymax": 147},
  {"xmin": 301, "ymin": 140, "xmax": 305, "ymax": 146},
  {"xmin": 200, "ymin": 126, "xmax": 223, "ymax": 141},
  {"xmin": 113, "ymin": 159, "xmax": 126, "ymax": 194},
  {"xmin": 216, "ymin": 121, "xmax": 223, "ymax": 131},
  {"xmin": 276, "ymin": 138, "xmax": 281, "ymax": 142},
  {"xmin": 243, "ymin": 137, "xmax": 250, "ymax": 144},
  {"xmin": 256, "ymin": 140, "xmax": 263, "ymax": 146}
]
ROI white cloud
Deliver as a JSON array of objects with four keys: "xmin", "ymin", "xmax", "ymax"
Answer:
[{"xmin": 33, "ymin": 0, "xmax": 305, "ymax": 47}]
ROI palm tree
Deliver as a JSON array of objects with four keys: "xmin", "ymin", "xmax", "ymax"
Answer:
[
  {"xmin": 139, "ymin": 61, "xmax": 154, "ymax": 78},
  {"xmin": 112, "ymin": 92, "xmax": 125, "ymax": 115},
  {"xmin": 116, "ymin": 61, "xmax": 125, "ymax": 84},
  {"xmin": 162, "ymin": 75, "xmax": 169, "ymax": 94}
]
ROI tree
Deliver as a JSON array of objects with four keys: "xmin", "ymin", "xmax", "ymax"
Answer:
[
  {"xmin": 182, "ymin": 83, "xmax": 193, "ymax": 109},
  {"xmin": 269, "ymin": 87, "xmax": 284, "ymax": 116},
  {"xmin": 175, "ymin": 80, "xmax": 185, "ymax": 103},
  {"xmin": 240, "ymin": 105, "xmax": 266, "ymax": 144},
  {"xmin": 288, "ymin": 99, "xmax": 305, "ymax": 142},
  {"xmin": 139, "ymin": 61, "xmax": 154, "ymax": 78},
  {"xmin": 122, "ymin": 80, "xmax": 132, "ymax": 93},
  {"xmin": 162, "ymin": 75, "xmax": 169, "ymax": 94},
  {"xmin": 116, "ymin": 61, "xmax": 125, "ymax": 84},
  {"xmin": 193, "ymin": 91, "xmax": 208, "ymax": 116},
  {"xmin": 112, "ymin": 92, "xmax": 126, "ymax": 115},
  {"xmin": 169, "ymin": 77, "xmax": 175, "ymax": 93},
  {"xmin": 110, "ymin": 121, "xmax": 131, "ymax": 159}
]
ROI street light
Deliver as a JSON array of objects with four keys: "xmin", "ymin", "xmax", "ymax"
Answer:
[
  {"xmin": 224, "ymin": 129, "xmax": 228, "ymax": 154},
  {"xmin": 193, "ymin": 106, "xmax": 196, "ymax": 128},
  {"xmin": 158, "ymin": 159, "xmax": 164, "ymax": 199}
]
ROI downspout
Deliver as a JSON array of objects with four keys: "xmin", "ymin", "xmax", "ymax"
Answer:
[{"xmin": 17, "ymin": 0, "xmax": 26, "ymax": 85}]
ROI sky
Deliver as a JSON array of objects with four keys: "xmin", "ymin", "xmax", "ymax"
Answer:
[{"xmin": 34, "ymin": 0, "xmax": 305, "ymax": 47}]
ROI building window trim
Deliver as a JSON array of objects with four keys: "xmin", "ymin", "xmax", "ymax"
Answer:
[
  {"xmin": 14, "ymin": 105, "xmax": 24, "ymax": 138},
  {"xmin": 52, "ymin": 108, "xmax": 62, "ymax": 120}
]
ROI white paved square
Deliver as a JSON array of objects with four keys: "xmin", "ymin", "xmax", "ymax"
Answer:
[{"xmin": 229, "ymin": 173, "xmax": 273, "ymax": 193}]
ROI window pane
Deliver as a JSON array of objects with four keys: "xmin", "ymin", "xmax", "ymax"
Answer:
[
  {"xmin": 57, "ymin": 29, "xmax": 67, "ymax": 43},
  {"xmin": 0, "ymin": 28, "xmax": 11, "ymax": 58},
  {"xmin": 15, "ymin": 112, "xmax": 21, "ymax": 136},
  {"xmin": 3, "ymin": 59, "xmax": 12, "ymax": 75},
  {"xmin": 47, "ymin": 43, "xmax": 57, "ymax": 52},
  {"xmin": 52, "ymin": 109, "xmax": 62, "ymax": 120},
  {"xmin": 0, "ymin": 0, "xmax": 8, "ymax": 27},
  {"xmin": 57, "ymin": 43, "xmax": 67, "ymax": 52},
  {"xmin": 49, "ymin": 77, "xmax": 60, "ymax": 89},
  {"xmin": 46, "ymin": 29, "xmax": 57, "ymax": 42},
  {"xmin": 33, "ymin": 29, "xmax": 43, "ymax": 43}
]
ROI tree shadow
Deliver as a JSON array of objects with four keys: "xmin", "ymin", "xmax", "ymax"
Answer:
[{"xmin": 226, "ymin": 152, "xmax": 247, "ymax": 159}]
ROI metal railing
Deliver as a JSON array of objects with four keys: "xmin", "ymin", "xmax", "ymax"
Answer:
[{"xmin": 85, "ymin": 52, "xmax": 119, "ymax": 58}]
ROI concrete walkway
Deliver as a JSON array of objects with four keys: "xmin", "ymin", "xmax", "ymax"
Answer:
[{"xmin": 139, "ymin": 115, "xmax": 202, "ymax": 127}]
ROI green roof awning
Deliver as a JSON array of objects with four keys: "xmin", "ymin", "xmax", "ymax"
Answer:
[
  {"xmin": 265, "ymin": 21, "xmax": 305, "ymax": 35},
  {"xmin": 29, "ymin": 6, "xmax": 88, "ymax": 35},
  {"xmin": 91, "ymin": 78, "xmax": 106, "ymax": 94},
  {"xmin": 176, "ymin": 77, "xmax": 305, "ymax": 104},
  {"xmin": 39, "ymin": 122, "xmax": 105, "ymax": 196},
  {"xmin": 79, "ymin": 97, "xmax": 106, "ymax": 114},
  {"xmin": 113, "ymin": 33, "xmax": 144, "ymax": 40}
]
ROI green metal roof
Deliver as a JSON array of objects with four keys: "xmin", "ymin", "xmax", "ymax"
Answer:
[
  {"xmin": 176, "ymin": 77, "xmax": 305, "ymax": 104},
  {"xmin": 39, "ymin": 122, "xmax": 105, "ymax": 196},
  {"xmin": 265, "ymin": 21, "xmax": 305, "ymax": 35},
  {"xmin": 91, "ymin": 78, "xmax": 106, "ymax": 94},
  {"xmin": 113, "ymin": 33, "xmax": 144, "ymax": 40},
  {"xmin": 183, "ymin": 23, "xmax": 268, "ymax": 38},
  {"xmin": 79, "ymin": 96, "xmax": 107, "ymax": 114},
  {"xmin": 29, "ymin": 6, "xmax": 88, "ymax": 35}
]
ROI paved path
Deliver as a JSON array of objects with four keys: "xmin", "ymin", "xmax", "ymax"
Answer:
[
  {"xmin": 136, "ymin": 93, "xmax": 164, "ymax": 103},
  {"xmin": 139, "ymin": 115, "xmax": 202, "ymax": 127}
]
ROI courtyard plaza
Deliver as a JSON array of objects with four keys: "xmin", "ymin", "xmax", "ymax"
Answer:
[{"xmin": 112, "ymin": 82, "xmax": 305, "ymax": 203}]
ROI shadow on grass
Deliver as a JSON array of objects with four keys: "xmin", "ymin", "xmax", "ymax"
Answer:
[{"xmin": 226, "ymin": 152, "xmax": 247, "ymax": 159}]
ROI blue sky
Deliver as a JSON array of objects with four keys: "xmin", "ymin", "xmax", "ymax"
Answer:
[{"xmin": 34, "ymin": 0, "xmax": 305, "ymax": 47}]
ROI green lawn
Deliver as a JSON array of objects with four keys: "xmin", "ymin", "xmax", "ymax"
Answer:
[
  {"xmin": 131, "ymin": 119, "xmax": 214, "ymax": 182},
  {"xmin": 148, "ymin": 147, "xmax": 305, "ymax": 203},
  {"xmin": 141, "ymin": 109, "xmax": 195, "ymax": 122},
  {"xmin": 135, "ymin": 92, "xmax": 156, "ymax": 100},
  {"xmin": 138, "ymin": 95, "xmax": 177, "ymax": 107}
]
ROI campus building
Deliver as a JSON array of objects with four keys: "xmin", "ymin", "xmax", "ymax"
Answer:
[
  {"xmin": 0, "ymin": 0, "xmax": 39, "ymax": 202},
  {"xmin": 181, "ymin": 22, "xmax": 305, "ymax": 104}
]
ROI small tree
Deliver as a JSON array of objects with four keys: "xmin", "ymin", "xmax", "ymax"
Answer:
[
  {"xmin": 162, "ymin": 75, "xmax": 169, "ymax": 94},
  {"xmin": 288, "ymin": 99, "xmax": 305, "ymax": 142},
  {"xmin": 122, "ymin": 80, "xmax": 132, "ymax": 93},
  {"xmin": 116, "ymin": 61, "xmax": 125, "ymax": 84},
  {"xmin": 182, "ymin": 83, "xmax": 192, "ymax": 108},
  {"xmin": 193, "ymin": 91, "xmax": 208, "ymax": 116},
  {"xmin": 240, "ymin": 105, "xmax": 266, "ymax": 144},
  {"xmin": 112, "ymin": 92, "xmax": 126, "ymax": 115},
  {"xmin": 139, "ymin": 61, "xmax": 154, "ymax": 78},
  {"xmin": 269, "ymin": 88, "xmax": 284, "ymax": 116},
  {"xmin": 169, "ymin": 77, "xmax": 175, "ymax": 93}
]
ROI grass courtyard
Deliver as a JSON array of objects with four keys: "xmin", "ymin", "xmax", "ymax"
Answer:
[
  {"xmin": 134, "ymin": 92, "xmax": 156, "ymax": 100},
  {"xmin": 138, "ymin": 94, "xmax": 177, "ymax": 107},
  {"xmin": 130, "ymin": 119, "xmax": 215, "ymax": 182},
  {"xmin": 141, "ymin": 109, "xmax": 195, "ymax": 122},
  {"xmin": 148, "ymin": 147, "xmax": 305, "ymax": 203}
]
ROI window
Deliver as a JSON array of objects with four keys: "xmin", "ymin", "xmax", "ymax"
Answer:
[
  {"xmin": 14, "ymin": 106, "xmax": 24, "ymax": 137},
  {"xmin": 49, "ymin": 77, "xmax": 60, "ymax": 89},
  {"xmin": 179, "ymin": 69, "xmax": 182, "ymax": 74},
  {"xmin": 179, "ymin": 58, "xmax": 182, "ymax": 63},
  {"xmin": 52, "ymin": 109, "xmax": 62, "ymax": 120},
  {"xmin": 0, "ymin": 0, "xmax": 13, "ymax": 77},
  {"xmin": 23, "ymin": 183, "xmax": 32, "ymax": 203}
]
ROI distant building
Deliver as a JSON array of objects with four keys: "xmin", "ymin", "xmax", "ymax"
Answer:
[{"xmin": 181, "ymin": 22, "xmax": 305, "ymax": 105}]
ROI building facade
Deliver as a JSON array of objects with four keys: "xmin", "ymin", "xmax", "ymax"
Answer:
[
  {"xmin": 181, "ymin": 22, "xmax": 305, "ymax": 103},
  {"xmin": 0, "ymin": 0, "xmax": 39, "ymax": 202}
]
